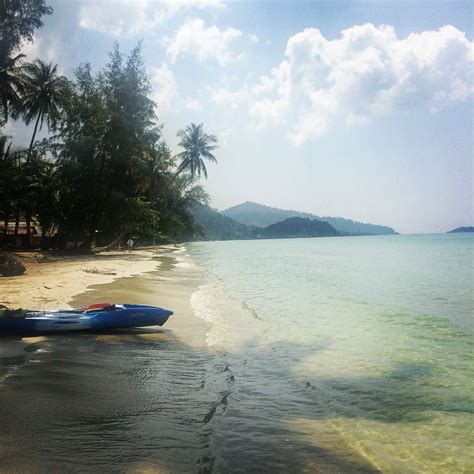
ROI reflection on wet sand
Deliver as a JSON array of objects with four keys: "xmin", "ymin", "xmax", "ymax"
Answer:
[{"xmin": 0, "ymin": 333, "xmax": 378, "ymax": 473}]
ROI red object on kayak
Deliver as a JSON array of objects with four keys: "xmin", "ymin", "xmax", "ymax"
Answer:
[{"xmin": 87, "ymin": 303, "xmax": 112, "ymax": 310}]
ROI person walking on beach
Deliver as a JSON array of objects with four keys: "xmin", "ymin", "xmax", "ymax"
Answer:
[{"xmin": 127, "ymin": 238, "xmax": 134, "ymax": 253}]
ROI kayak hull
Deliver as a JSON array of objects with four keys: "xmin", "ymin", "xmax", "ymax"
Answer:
[{"xmin": 0, "ymin": 304, "xmax": 173, "ymax": 336}]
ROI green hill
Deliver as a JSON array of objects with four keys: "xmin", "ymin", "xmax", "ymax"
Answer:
[
  {"xmin": 188, "ymin": 203, "xmax": 342, "ymax": 241},
  {"xmin": 447, "ymin": 226, "xmax": 474, "ymax": 233},
  {"xmin": 223, "ymin": 201, "xmax": 397, "ymax": 235},
  {"xmin": 188, "ymin": 202, "xmax": 254, "ymax": 241},
  {"xmin": 256, "ymin": 217, "xmax": 338, "ymax": 239}
]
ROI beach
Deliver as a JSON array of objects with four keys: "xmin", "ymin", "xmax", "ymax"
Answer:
[
  {"xmin": 0, "ymin": 244, "xmax": 206, "ymax": 367},
  {"xmin": 0, "ymin": 235, "xmax": 473, "ymax": 473},
  {"xmin": 0, "ymin": 247, "xmax": 173, "ymax": 310}
]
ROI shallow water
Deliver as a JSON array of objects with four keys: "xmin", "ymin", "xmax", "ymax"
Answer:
[{"xmin": 0, "ymin": 235, "xmax": 472, "ymax": 472}]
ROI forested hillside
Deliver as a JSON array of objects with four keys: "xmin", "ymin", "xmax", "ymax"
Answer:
[{"xmin": 224, "ymin": 202, "xmax": 397, "ymax": 235}]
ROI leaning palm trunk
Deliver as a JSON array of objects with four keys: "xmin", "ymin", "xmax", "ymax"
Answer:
[
  {"xmin": 101, "ymin": 231, "xmax": 127, "ymax": 252},
  {"xmin": 26, "ymin": 113, "xmax": 41, "ymax": 162}
]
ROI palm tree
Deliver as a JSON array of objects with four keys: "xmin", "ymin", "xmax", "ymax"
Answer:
[
  {"xmin": 20, "ymin": 60, "xmax": 66, "ymax": 247},
  {"xmin": 175, "ymin": 123, "xmax": 218, "ymax": 179},
  {"xmin": 0, "ymin": 50, "xmax": 25, "ymax": 125},
  {"xmin": 139, "ymin": 143, "xmax": 174, "ymax": 203},
  {"xmin": 22, "ymin": 60, "xmax": 66, "ymax": 159}
]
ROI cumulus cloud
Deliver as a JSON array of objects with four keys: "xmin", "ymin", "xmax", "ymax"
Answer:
[
  {"xmin": 166, "ymin": 18, "xmax": 242, "ymax": 64},
  {"xmin": 241, "ymin": 23, "xmax": 473, "ymax": 144},
  {"xmin": 19, "ymin": 1, "xmax": 82, "ymax": 75},
  {"xmin": 212, "ymin": 86, "xmax": 249, "ymax": 109},
  {"xmin": 79, "ymin": 0, "xmax": 223, "ymax": 37},
  {"xmin": 184, "ymin": 97, "xmax": 203, "ymax": 111},
  {"xmin": 150, "ymin": 62, "xmax": 178, "ymax": 112},
  {"xmin": 249, "ymin": 33, "xmax": 260, "ymax": 44},
  {"xmin": 150, "ymin": 65, "xmax": 205, "ymax": 114},
  {"xmin": 20, "ymin": 36, "xmax": 67, "ymax": 75}
]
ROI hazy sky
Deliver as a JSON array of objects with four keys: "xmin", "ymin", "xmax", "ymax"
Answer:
[{"xmin": 9, "ymin": 0, "xmax": 473, "ymax": 234}]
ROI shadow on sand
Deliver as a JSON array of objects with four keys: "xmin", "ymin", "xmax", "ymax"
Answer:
[{"xmin": 0, "ymin": 325, "xmax": 469, "ymax": 473}]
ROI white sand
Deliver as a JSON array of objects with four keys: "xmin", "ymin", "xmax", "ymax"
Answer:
[{"xmin": 0, "ymin": 247, "xmax": 175, "ymax": 310}]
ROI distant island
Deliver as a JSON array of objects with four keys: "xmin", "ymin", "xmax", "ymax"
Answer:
[
  {"xmin": 189, "ymin": 201, "xmax": 397, "ymax": 241},
  {"xmin": 223, "ymin": 202, "xmax": 397, "ymax": 236},
  {"xmin": 447, "ymin": 227, "xmax": 474, "ymax": 233},
  {"xmin": 256, "ymin": 217, "xmax": 338, "ymax": 239}
]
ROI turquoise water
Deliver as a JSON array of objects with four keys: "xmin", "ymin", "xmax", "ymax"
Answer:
[
  {"xmin": 188, "ymin": 234, "xmax": 474, "ymax": 472},
  {"xmin": 0, "ymin": 235, "xmax": 472, "ymax": 472}
]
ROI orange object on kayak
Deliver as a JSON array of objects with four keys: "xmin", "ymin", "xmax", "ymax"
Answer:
[{"xmin": 86, "ymin": 303, "xmax": 112, "ymax": 310}]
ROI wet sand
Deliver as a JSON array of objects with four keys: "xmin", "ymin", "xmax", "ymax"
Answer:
[
  {"xmin": 0, "ymin": 246, "xmax": 225, "ymax": 473},
  {"xmin": 0, "ymin": 245, "xmax": 378, "ymax": 473}
]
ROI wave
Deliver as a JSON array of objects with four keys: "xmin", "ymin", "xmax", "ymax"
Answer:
[
  {"xmin": 190, "ymin": 281, "xmax": 268, "ymax": 351},
  {"xmin": 242, "ymin": 301, "xmax": 264, "ymax": 321}
]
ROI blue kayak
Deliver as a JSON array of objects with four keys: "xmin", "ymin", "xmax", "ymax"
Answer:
[{"xmin": 0, "ymin": 304, "xmax": 173, "ymax": 336}]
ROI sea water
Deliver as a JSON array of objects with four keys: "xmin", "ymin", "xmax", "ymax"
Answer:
[
  {"xmin": 0, "ymin": 234, "xmax": 472, "ymax": 473},
  {"xmin": 187, "ymin": 234, "xmax": 473, "ymax": 472}
]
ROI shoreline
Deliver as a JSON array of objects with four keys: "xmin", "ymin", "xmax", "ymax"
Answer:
[
  {"xmin": 0, "ymin": 242, "xmax": 207, "ymax": 377},
  {"xmin": 0, "ymin": 246, "xmax": 178, "ymax": 310}
]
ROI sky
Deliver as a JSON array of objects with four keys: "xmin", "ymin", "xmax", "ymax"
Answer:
[{"xmin": 8, "ymin": 0, "xmax": 473, "ymax": 234}]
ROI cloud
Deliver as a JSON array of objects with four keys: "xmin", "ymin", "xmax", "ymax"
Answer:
[
  {"xmin": 212, "ymin": 87, "xmax": 249, "ymax": 109},
  {"xmin": 166, "ymin": 18, "xmax": 242, "ymax": 65},
  {"xmin": 2, "ymin": 121, "xmax": 15, "ymax": 135},
  {"xmin": 249, "ymin": 33, "xmax": 260, "ymax": 44},
  {"xmin": 244, "ymin": 23, "xmax": 474, "ymax": 144},
  {"xmin": 79, "ymin": 0, "xmax": 224, "ymax": 37},
  {"xmin": 150, "ymin": 62, "xmax": 178, "ymax": 112},
  {"xmin": 20, "ymin": 35, "xmax": 68, "ymax": 75},
  {"xmin": 19, "ymin": 1, "xmax": 82, "ymax": 75},
  {"xmin": 184, "ymin": 97, "xmax": 203, "ymax": 111},
  {"xmin": 150, "ymin": 64, "xmax": 204, "ymax": 114}
]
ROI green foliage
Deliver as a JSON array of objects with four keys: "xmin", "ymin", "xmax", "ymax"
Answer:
[
  {"xmin": 256, "ymin": 217, "xmax": 338, "ymax": 238},
  {"xmin": 0, "ymin": 50, "xmax": 24, "ymax": 124},
  {"xmin": 22, "ymin": 60, "xmax": 67, "ymax": 157},
  {"xmin": 0, "ymin": 0, "xmax": 52, "ymax": 125},
  {"xmin": 188, "ymin": 202, "xmax": 254, "ymax": 241},
  {"xmin": 50, "ymin": 44, "xmax": 168, "ymax": 248},
  {"xmin": 189, "ymin": 205, "xmax": 339, "ymax": 241},
  {"xmin": 0, "ymin": 0, "xmax": 52, "ymax": 53},
  {"xmin": 175, "ymin": 123, "xmax": 218, "ymax": 179},
  {"xmin": 0, "ymin": 4, "xmax": 218, "ymax": 250}
]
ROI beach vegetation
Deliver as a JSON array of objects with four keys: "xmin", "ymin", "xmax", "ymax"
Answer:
[
  {"xmin": 0, "ymin": 3, "xmax": 217, "ymax": 250},
  {"xmin": 175, "ymin": 122, "xmax": 218, "ymax": 179},
  {"xmin": 22, "ymin": 60, "xmax": 67, "ymax": 159},
  {"xmin": 0, "ymin": 0, "xmax": 52, "ymax": 125}
]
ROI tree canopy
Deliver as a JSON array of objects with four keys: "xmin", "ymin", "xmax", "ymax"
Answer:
[
  {"xmin": 0, "ymin": 3, "xmax": 218, "ymax": 250},
  {"xmin": 176, "ymin": 123, "xmax": 218, "ymax": 179}
]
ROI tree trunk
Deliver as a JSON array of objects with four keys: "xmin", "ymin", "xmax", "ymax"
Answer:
[
  {"xmin": 101, "ymin": 231, "xmax": 126, "ymax": 252},
  {"xmin": 80, "ymin": 208, "xmax": 103, "ymax": 250},
  {"xmin": 80, "ymin": 149, "xmax": 107, "ymax": 250},
  {"xmin": 79, "ymin": 234, "xmax": 94, "ymax": 250},
  {"xmin": 3, "ymin": 213, "xmax": 9, "ymax": 243},
  {"xmin": 27, "ymin": 114, "xmax": 41, "ymax": 162},
  {"xmin": 40, "ymin": 228, "xmax": 47, "ymax": 250},
  {"xmin": 53, "ymin": 228, "xmax": 66, "ymax": 250},
  {"xmin": 25, "ymin": 213, "xmax": 31, "ymax": 249},
  {"xmin": 13, "ymin": 210, "xmax": 20, "ymax": 248}
]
